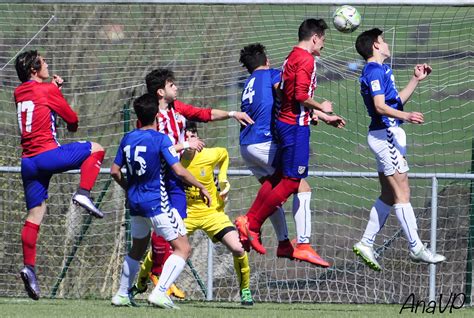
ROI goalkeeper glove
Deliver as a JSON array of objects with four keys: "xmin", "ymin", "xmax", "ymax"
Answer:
[{"xmin": 218, "ymin": 180, "xmax": 230, "ymax": 202}]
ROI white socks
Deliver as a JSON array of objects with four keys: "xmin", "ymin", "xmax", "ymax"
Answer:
[
  {"xmin": 118, "ymin": 255, "xmax": 140, "ymax": 296},
  {"xmin": 150, "ymin": 253, "xmax": 186, "ymax": 297},
  {"xmin": 293, "ymin": 192, "xmax": 312, "ymax": 244},
  {"xmin": 394, "ymin": 202, "xmax": 423, "ymax": 253},
  {"xmin": 361, "ymin": 198, "xmax": 392, "ymax": 246},
  {"xmin": 269, "ymin": 206, "xmax": 289, "ymax": 241}
]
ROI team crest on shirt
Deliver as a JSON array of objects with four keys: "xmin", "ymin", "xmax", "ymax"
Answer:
[
  {"xmin": 200, "ymin": 168, "xmax": 205, "ymax": 177},
  {"xmin": 168, "ymin": 146, "xmax": 178, "ymax": 158},
  {"xmin": 370, "ymin": 80, "xmax": 381, "ymax": 92},
  {"xmin": 298, "ymin": 166, "xmax": 306, "ymax": 174}
]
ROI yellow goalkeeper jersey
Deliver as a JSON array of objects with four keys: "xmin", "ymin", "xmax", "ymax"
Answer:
[{"xmin": 181, "ymin": 147, "xmax": 229, "ymax": 218}]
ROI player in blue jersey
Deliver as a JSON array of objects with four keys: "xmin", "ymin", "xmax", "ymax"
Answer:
[
  {"xmin": 237, "ymin": 43, "xmax": 329, "ymax": 266},
  {"xmin": 352, "ymin": 28, "xmax": 445, "ymax": 271},
  {"xmin": 110, "ymin": 93, "xmax": 211, "ymax": 309}
]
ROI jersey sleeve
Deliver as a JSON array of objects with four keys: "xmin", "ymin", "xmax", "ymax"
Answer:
[
  {"xmin": 366, "ymin": 66, "xmax": 386, "ymax": 97},
  {"xmin": 47, "ymin": 84, "xmax": 79, "ymax": 125},
  {"xmin": 174, "ymin": 100, "xmax": 212, "ymax": 122},
  {"xmin": 159, "ymin": 135, "xmax": 180, "ymax": 167},
  {"xmin": 113, "ymin": 138, "xmax": 125, "ymax": 167},
  {"xmin": 214, "ymin": 147, "xmax": 229, "ymax": 182},
  {"xmin": 294, "ymin": 57, "xmax": 315, "ymax": 102},
  {"xmin": 270, "ymin": 68, "xmax": 282, "ymax": 86}
]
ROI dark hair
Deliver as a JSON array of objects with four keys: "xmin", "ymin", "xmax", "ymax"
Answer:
[
  {"xmin": 355, "ymin": 28, "xmax": 384, "ymax": 60},
  {"xmin": 133, "ymin": 93, "xmax": 158, "ymax": 126},
  {"xmin": 239, "ymin": 43, "xmax": 267, "ymax": 74},
  {"xmin": 185, "ymin": 121, "xmax": 198, "ymax": 134},
  {"xmin": 145, "ymin": 69, "xmax": 176, "ymax": 96},
  {"xmin": 15, "ymin": 50, "xmax": 42, "ymax": 82},
  {"xmin": 298, "ymin": 19, "xmax": 329, "ymax": 41}
]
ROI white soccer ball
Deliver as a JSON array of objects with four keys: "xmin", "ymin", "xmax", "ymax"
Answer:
[{"xmin": 333, "ymin": 5, "xmax": 361, "ymax": 33}]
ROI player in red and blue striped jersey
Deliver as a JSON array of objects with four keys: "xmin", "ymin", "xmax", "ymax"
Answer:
[
  {"xmin": 14, "ymin": 50, "xmax": 105, "ymax": 300},
  {"xmin": 235, "ymin": 19, "xmax": 345, "ymax": 267}
]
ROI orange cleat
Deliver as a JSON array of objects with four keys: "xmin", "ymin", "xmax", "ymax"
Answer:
[
  {"xmin": 235, "ymin": 215, "xmax": 266, "ymax": 254},
  {"xmin": 292, "ymin": 243, "xmax": 330, "ymax": 268},
  {"xmin": 276, "ymin": 239, "xmax": 295, "ymax": 260}
]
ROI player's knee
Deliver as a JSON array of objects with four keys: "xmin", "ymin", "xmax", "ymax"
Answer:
[
  {"xmin": 298, "ymin": 179, "xmax": 311, "ymax": 192},
  {"xmin": 231, "ymin": 244, "xmax": 245, "ymax": 257},
  {"xmin": 90, "ymin": 142, "xmax": 104, "ymax": 153}
]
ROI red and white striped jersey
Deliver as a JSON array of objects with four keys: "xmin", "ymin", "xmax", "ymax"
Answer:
[
  {"xmin": 156, "ymin": 100, "xmax": 212, "ymax": 146},
  {"xmin": 278, "ymin": 46, "xmax": 317, "ymax": 126}
]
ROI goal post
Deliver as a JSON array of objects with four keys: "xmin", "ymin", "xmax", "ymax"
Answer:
[{"xmin": 0, "ymin": 0, "xmax": 473, "ymax": 304}]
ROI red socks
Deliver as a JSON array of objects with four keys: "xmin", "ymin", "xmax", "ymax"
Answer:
[
  {"xmin": 79, "ymin": 150, "xmax": 105, "ymax": 191},
  {"xmin": 151, "ymin": 233, "xmax": 173, "ymax": 276},
  {"xmin": 21, "ymin": 221, "xmax": 40, "ymax": 267},
  {"xmin": 247, "ymin": 177, "xmax": 300, "ymax": 232}
]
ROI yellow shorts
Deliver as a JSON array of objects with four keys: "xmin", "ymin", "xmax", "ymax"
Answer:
[{"xmin": 185, "ymin": 212, "xmax": 235, "ymax": 243}]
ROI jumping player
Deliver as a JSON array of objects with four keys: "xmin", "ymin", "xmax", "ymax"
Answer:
[
  {"xmin": 352, "ymin": 28, "xmax": 445, "ymax": 271},
  {"xmin": 14, "ymin": 50, "xmax": 105, "ymax": 300}
]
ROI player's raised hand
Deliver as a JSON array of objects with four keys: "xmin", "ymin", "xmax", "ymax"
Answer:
[
  {"xmin": 188, "ymin": 138, "xmax": 205, "ymax": 152},
  {"xmin": 52, "ymin": 74, "xmax": 64, "ymax": 88},
  {"xmin": 325, "ymin": 114, "xmax": 346, "ymax": 128},
  {"xmin": 414, "ymin": 64, "xmax": 432, "ymax": 81},
  {"xmin": 232, "ymin": 111, "xmax": 254, "ymax": 126},
  {"xmin": 319, "ymin": 100, "xmax": 333, "ymax": 113},
  {"xmin": 405, "ymin": 111, "xmax": 424, "ymax": 124},
  {"xmin": 200, "ymin": 187, "xmax": 212, "ymax": 207},
  {"xmin": 218, "ymin": 180, "xmax": 230, "ymax": 202}
]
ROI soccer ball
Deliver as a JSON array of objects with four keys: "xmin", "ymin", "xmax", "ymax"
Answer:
[{"xmin": 333, "ymin": 5, "xmax": 361, "ymax": 33}]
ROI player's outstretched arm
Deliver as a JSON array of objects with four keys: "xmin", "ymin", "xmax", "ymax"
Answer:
[
  {"xmin": 399, "ymin": 63, "xmax": 432, "ymax": 105},
  {"xmin": 171, "ymin": 162, "xmax": 212, "ymax": 207},
  {"xmin": 110, "ymin": 163, "xmax": 127, "ymax": 190},
  {"xmin": 210, "ymin": 109, "xmax": 254, "ymax": 126}
]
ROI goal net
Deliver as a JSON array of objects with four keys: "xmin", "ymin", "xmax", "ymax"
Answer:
[{"xmin": 0, "ymin": 1, "xmax": 472, "ymax": 304}]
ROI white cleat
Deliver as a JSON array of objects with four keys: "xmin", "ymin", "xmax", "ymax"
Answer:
[
  {"xmin": 353, "ymin": 241, "xmax": 382, "ymax": 271},
  {"xmin": 148, "ymin": 293, "xmax": 180, "ymax": 310},
  {"xmin": 111, "ymin": 293, "xmax": 137, "ymax": 307},
  {"xmin": 72, "ymin": 192, "xmax": 104, "ymax": 218},
  {"xmin": 409, "ymin": 244, "xmax": 446, "ymax": 264}
]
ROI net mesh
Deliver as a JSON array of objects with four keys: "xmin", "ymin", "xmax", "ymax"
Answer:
[{"xmin": 0, "ymin": 2, "xmax": 472, "ymax": 303}]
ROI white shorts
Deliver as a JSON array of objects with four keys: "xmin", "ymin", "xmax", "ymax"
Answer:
[
  {"xmin": 367, "ymin": 126, "xmax": 409, "ymax": 176},
  {"xmin": 131, "ymin": 208, "xmax": 186, "ymax": 241},
  {"xmin": 240, "ymin": 141, "xmax": 278, "ymax": 179}
]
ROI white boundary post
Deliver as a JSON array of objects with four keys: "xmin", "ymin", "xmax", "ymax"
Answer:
[
  {"xmin": 429, "ymin": 176, "xmax": 438, "ymax": 302},
  {"xmin": 207, "ymin": 237, "xmax": 214, "ymax": 301}
]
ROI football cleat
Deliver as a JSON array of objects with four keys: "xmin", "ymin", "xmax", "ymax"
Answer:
[
  {"xmin": 72, "ymin": 192, "xmax": 104, "ymax": 218},
  {"xmin": 235, "ymin": 215, "xmax": 266, "ymax": 254},
  {"xmin": 148, "ymin": 293, "xmax": 180, "ymax": 309},
  {"xmin": 276, "ymin": 239, "xmax": 295, "ymax": 260},
  {"xmin": 150, "ymin": 274, "xmax": 185, "ymax": 299},
  {"xmin": 293, "ymin": 242, "xmax": 330, "ymax": 267},
  {"xmin": 409, "ymin": 244, "xmax": 446, "ymax": 264},
  {"xmin": 240, "ymin": 288, "xmax": 254, "ymax": 306},
  {"xmin": 353, "ymin": 241, "xmax": 382, "ymax": 271},
  {"xmin": 168, "ymin": 283, "xmax": 186, "ymax": 299},
  {"xmin": 129, "ymin": 283, "xmax": 147, "ymax": 298},
  {"xmin": 111, "ymin": 293, "xmax": 137, "ymax": 307},
  {"xmin": 20, "ymin": 266, "xmax": 40, "ymax": 301}
]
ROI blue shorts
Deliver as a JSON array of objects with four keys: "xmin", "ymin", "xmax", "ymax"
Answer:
[
  {"xmin": 21, "ymin": 142, "xmax": 92, "ymax": 210},
  {"xmin": 274, "ymin": 121, "xmax": 310, "ymax": 179},
  {"xmin": 166, "ymin": 173, "xmax": 187, "ymax": 219}
]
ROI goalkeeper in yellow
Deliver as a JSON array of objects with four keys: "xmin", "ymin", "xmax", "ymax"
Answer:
[{"xmin": 133, "ymin": 121, "xmax": 254, "ymax": 306}]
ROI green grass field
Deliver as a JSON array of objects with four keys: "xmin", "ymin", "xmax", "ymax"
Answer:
[{"xmin": 1, "ymin": 298, "xmax": 473, "ymax": 318}]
